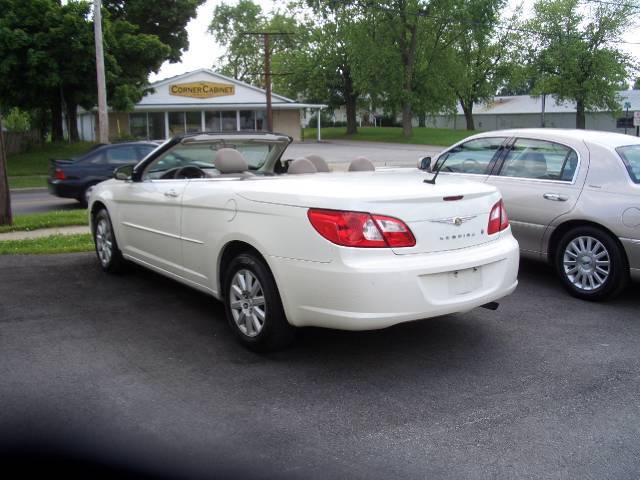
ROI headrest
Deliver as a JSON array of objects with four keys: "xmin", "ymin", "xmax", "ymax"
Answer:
[
  {"xmin": 305, "ymin": 154, "xmax": 330, "ymax": 172},
  {"xmin": 348, "ymin": 156, "xmax": 375, "ymax": 172},
  {"xmin": 216, "ymin": 148, "xmax": 248, "ymax": 173},
  {"xmin": 288, "ymin": 158, "xmax": 317, "ymax": 174}
]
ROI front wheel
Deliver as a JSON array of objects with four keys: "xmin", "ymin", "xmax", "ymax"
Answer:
[
  {"xmin": 555, "ymin": 226, "xmax": 627, "ymax": 301},
  {"xmin": 93, "ymin": 209, "xmax": 126, "ymax": 273},
  {"xmin": 223, "ymin": 253, "xmax": 294, "ymax": 352}
]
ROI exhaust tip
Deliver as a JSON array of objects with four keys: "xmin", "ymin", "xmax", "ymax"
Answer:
[{"xmin": 480, "ymin": 302, "xmax": 500, "ymax": 311}]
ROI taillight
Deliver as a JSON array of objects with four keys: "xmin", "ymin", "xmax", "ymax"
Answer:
[
  {"xmin": 54, "ymin": 168, "xmax": 66, "ymax": 180},
  {"xmin": 487, "ymin": 199, "xmax": 509, "ymax": 235},
  {"xmin": 307, "ymin": 209, "xmax": 416, "ymax": 248}
]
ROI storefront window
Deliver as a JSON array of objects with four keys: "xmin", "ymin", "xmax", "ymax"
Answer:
[
  {"xmin": 255, "ymin": 110, "xmax": 267, "ymax": 131},
  {"xmin": 148, "ymin": 112, "xmax": 165, "ymax": 140},
  {"xmin": 221, "ymin": 111, "xmax": 237, "ymax": 131},
  {"xmin": 169, "ymin": 112, "xmax": 185, "ymax": 136},
  {"xmin": 239, "ymin": 110, "xmax": 256, "ymax": 130},
  {"xmin": 205, "ymin": 111, "xmax": 221, "ymax": 131},
  {"xmin": 129, "ymin": 113, "xmax": 147, "ymax": 139},
  {"xmin": 186, "ymin": 111, "xmax": 201, "ymax": 133}
]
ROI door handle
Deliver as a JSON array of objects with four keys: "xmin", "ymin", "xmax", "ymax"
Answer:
[
  {"xmin": 164, "ymin": 189, "xmax": 179, "ymax": 198},
  {"xmin": 543, "ymin": 193, "xmax": 568, "ymax": 202}
]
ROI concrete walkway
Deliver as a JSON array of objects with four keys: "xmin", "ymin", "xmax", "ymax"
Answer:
[{"xmin": 0, "ymin": 225, "xmax": 90, "ymax": 241}]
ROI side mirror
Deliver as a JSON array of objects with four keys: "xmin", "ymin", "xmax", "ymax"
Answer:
[
  {"xmin": 418, "ymin": 156, "xmax": 431, "ymax": 171},
  {"xmin": 114, "ymin": 164, "xmax": 133, "ymax": 181}
]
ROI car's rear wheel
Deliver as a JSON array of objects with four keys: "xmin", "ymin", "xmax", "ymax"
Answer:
[
  {"xmin": 555, "ymin": 226, "xmax": 627, "ymax": 301},
  {"xmin": 223, "ymin": 253, "xmax": 294, "ymax": 352},
  {"xmin": 93, "ymin": 209, "xmax": 126, "ymax": 273}
]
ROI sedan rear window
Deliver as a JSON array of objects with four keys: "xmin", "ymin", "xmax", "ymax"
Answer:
[{"xmin": 616, "ymin": 145, "xmax": 640, "ymax": 183}]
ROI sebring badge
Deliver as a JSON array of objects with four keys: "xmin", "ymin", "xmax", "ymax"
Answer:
[{"xmin": 430, "ymin": 215, "xmax": 476, "ymax": 226}]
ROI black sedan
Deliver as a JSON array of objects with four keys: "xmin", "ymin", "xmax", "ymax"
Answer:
[{"xmin": 47, "ymin": 141, "xmax": 158, "ymax": 206}]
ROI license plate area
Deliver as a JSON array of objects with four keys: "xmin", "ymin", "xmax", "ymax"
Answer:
[{"xmin": 448, "ymin": 266, "xmax": 481, "ymax": 295}]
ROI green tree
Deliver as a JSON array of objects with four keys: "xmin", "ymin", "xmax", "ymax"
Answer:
[
  {"xmin": 351, "ymin": 0, "xmax": 462, "ymax": 137},
  {"xmin": 103, "ymin": 0, "xmax": 205, "ymax": 63},
  {"xmin": 449, "ymin": 0, "xmax": 516, "ymax": 130},
  {"xmin": 528, "ymin": 0, "xmax": 637, "ymax": 129}
]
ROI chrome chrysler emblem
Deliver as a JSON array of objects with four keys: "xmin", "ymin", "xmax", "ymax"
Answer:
[{"xmin": 430, "ymin": 215, "xmax": 476, "ymax": 226}]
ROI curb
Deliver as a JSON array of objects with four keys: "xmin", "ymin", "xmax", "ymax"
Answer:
[{"xmin": 0, "ymin": 225, "xmax": 90, "ymax": 241}]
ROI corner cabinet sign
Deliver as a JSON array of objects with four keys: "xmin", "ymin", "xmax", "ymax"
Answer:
[{"xmin": 169, "ymin": 81, "xmax": 235, "ymax": 99}]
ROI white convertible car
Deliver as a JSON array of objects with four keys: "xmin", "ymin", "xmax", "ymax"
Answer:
[{"xmin": 89, "ymin": 132, "xmax": 519, "ymax": 351}]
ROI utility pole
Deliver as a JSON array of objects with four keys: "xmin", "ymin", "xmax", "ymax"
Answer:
[
  {"xmin": 94, "ymin": 0, "xmax": 109, "ymax": 143},
  {"xmin": 264, "ymin": 33, "xmax": 273, "ymax": 132},
  {"xmin": 0, "ymin": 114, "xmax": 12, "ymax": 226},
  {"xmin": 241, "ymin": 32, "xmax": 293, "ymax": 132},
  {"xmin": 541, "ymin": 93, "xmax": 546, "ymax": 128}
]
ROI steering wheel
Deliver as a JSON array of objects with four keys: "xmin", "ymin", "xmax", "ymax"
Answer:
[{"xmin": 173, "ymin": 165, "xmax": 206, "ymax": 179}]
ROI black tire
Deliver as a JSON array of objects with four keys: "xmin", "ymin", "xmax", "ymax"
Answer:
[
  {"xmin": 555, "ymin": 226, "xmax": 628, "ymax": 301},
  {"xmin": 93, "ymin": 209, "xmax": 126, "ymax": 273},
  {"xmin": 223, "ymin": 252, "xmax": 295, "ymax": 352}
]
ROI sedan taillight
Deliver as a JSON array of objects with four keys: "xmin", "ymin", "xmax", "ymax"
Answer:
[
  {"xmin": 307, "ymin": 209, "xmax": 416, "ymax": 248},
  {"xmin": 487, "ymin": 199, "xmax": 509, "ymax": 235},
  {"xmin": 54, "ymin": 168, "xmax": 66, "ymax": 180}
]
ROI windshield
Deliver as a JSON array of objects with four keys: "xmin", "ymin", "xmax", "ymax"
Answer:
[
  {"xmin": 616, "ymin": 145, "xmax": 640, "ymax": 184},
  {"xmin": 143, "ymin": 139, "xmax": 285, "ymax": 180}
]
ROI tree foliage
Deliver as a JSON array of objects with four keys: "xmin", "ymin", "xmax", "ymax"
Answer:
[{"xmin": 527, "ymin": 0, "xmax": 637, "ymax": 128}]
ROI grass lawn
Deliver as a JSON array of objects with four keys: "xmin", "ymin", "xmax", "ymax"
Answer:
[
  {"xmin": 0, "ymin": 210, "xmax": 88, "ymax": 234},
  {"xmin": 8, "ymin": 175, "xmax": 48, "ymax": 189},
  {"xmin": 302, "ymin": 127, "xmax": 475, "ymax": 146},
  {"xmin": 0, "ymin": 233, "xmax": 93, "ymax": 255},
  {"xmin": 7, "ymin": 141, "xmax": 97, "ymax": 177}
]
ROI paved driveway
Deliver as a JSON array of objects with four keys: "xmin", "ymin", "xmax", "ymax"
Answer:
[{"xmin": 1, "ymin": 253, "xmax": 638, "ymax": 478}]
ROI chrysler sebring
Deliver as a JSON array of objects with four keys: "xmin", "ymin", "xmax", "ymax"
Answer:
[{"xmin": 89, "ymin": 132, "xmax": 519, "ymax": 351}]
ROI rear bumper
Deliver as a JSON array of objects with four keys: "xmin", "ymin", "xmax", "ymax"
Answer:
[
  {"xmin": 269, "ymin": 235, "xmax": 520, "ymax": 330},
  {"xmin": 47, "ymin": 179, "xmax": 83, "ymax": 199}
]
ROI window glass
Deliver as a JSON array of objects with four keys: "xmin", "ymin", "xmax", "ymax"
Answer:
[
  {"xmin": 221, "ymin": 111, "xmax": 237, "ymax": 131},
  {"xmin": 256, "ymin": 110, "xmax": 267, "ymax": 131},
  {"xmin": 239, "ymin": 111, "xmax": 256, "ymax": 130},
  {"xmin": 148, "ymin": 112, "xmax": 165, "ymax": 140},
  {"xmin": 129, "ymin": 113, "xmax": 147, "ymax": 139},
  {"xmin": 142, "ymin": 141, "xmax": 279, "ymax": 180},
  {"xmin": 435, "ymin": 137, "xmax": 505, "ymax": 174},
  {"xmin": 499, "ymin": 138, "xmax": 578, "ymax": 181},
  {"xmin": 168, "ymin": 112, "xmax": 185, "ymax": 136},
  {"xmin": 106, "ymin": 146, "xmax": 139, "ymax": 165},
  {"xmin": 205, "ymin": 111, "xmax": 221, "ymax": 131},
  {"xmin": 186, "ymin": 111, "xmax": 201, "ymax": 133},
  {"xmin": 617, "ymin": 145, "xmax": 640, "ymax": 183}
]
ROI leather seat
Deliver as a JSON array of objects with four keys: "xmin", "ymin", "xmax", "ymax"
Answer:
[
  {"xmin": 288, "ymin": 158, "xmax": 317, "ymax": 174},
  {"xmin": 348, "ymin": 156, "xmax": 375, "ymax": 172},
  {"xmin": 305, "ymin": 154, "xmax": 330, "ymax": 172}
]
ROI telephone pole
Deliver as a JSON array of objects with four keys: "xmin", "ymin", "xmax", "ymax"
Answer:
[
  {"xmin": 241, "ymin": 32, "xmax": 293, "ymax": 132},
  {"xmin": 0, "ymin": 114, "xmax": 12, "ymax": 226},
  {"xmin": 94, "ymin": 0, "xmax": 109, "ymax": 143}
]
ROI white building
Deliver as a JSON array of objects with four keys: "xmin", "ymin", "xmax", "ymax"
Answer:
[
  {"xmin": 427, "ymin": 90, "xmax": 640, "ymax": 133},
  {"xmin": 77, "ymin": 69, "xmax": 324, "ymax": 142}
]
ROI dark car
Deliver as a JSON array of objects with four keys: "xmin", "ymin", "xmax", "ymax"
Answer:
[{"xmin": 48, "ymin": 141, "xmax": 159, "ymax": 206}]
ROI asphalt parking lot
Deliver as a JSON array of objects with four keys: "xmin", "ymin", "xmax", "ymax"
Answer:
[{"xmin": 1, "ymin": 253, "xmax": 639, "ymax": 479}]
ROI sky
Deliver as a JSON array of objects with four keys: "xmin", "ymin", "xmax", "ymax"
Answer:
[{"xmin": 149, "ymin": 0, "xmax": 640, "ymax": 84}]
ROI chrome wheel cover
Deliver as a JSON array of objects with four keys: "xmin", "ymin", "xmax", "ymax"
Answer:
[
  {"xmin": 563, "ymin": 236, "xmax": 610, "ymax": 291},
  {"xmin": 95, "ymin": 218, "xmax": 113, "ymax": 267},
  {"xmin": 229, "ymin": 269, "xmax": 266, "ymax": 337}
]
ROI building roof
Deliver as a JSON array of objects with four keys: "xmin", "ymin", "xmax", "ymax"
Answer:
[{"xmin": 460, "ymin": 90, "xmax": 640, "ymax": 116}]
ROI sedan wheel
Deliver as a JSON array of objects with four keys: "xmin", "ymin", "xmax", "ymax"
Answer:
[
  {"xmin": 556, "ymin": 226, "xmax": 627, "ymax": 301},
  {"xmin": 93, "ymin": 209, "xmax": 126, "ymax": 273},
  {"xmin": 562, "ymin": 236, "xmax": 610, "ymax": 291},
  {"xmin": 229, "ymin": 269, "xmax": 266, "ymax": 338},
  {"xmin": 224, "ymin": 252, "xmax": 294, "ymax": 351}
]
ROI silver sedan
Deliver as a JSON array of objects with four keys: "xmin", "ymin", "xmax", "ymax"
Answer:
[{"xmin": 422, "ymin": 128, "xmax": 640, "ymax": 301}]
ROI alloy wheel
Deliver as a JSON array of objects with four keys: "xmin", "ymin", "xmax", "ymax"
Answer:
[
  {"xmin": 95, "ymin": 218, "xmax": 113, "ymax": 267},
  {"xmin": 229, "ymin": 269, "xmax": 266, "ymax": 337},
  {"xmin": 562, "ymin": 235, "xmax": 610, "ymax": 291}
]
